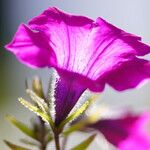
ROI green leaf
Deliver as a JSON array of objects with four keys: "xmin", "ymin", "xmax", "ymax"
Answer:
[
  {"xmin": 4, "ymin": 140, "xmax": 30, "ymax": 150},
  {"xmin": 32, "ymin": 77, "xmax": 45, "ymax": 99},
  {"xmin": 59, "ymin": 95, "xmax": 97, "ymax": 128},
  {"xmin": 26, "ymin": 89, "xmax": 49, "ymax": 113},
  {"xmin": 6, "ymin": 115, "xmax": 36, "ymax": 140},
  {"xmin": 71, "ymin": 134, "xmax": 96, "ymax": 150},
  {"xmin": 47, "ymin": 134, "xmax": 53, "ymax": 142},
  {"xmin": 20, "ymin": 139, "xmax": 39, "ymax": 147},
  {"xmin": 18, "ymin": 98, "xmax": 54, "ymax": 129},
  {"xmin": 63, "ymin": 121, "xmax": 87, "ymax": 136},
  {"xmin": 63, "ymin": 112, "xmax": 101, "ymax": 137}
]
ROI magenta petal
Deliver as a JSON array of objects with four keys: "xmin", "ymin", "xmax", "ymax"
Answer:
[
  {"xmin": 28, "ymin": 8, "xmax": 150, "ymax": 91},
  {"xmin": 6, "ymin": 7, "xmax": 150, "ymax": 91},
  {"xmin": 90, "ymin": 114, "xmax": 138, "ymax": 146},
  {"xmin": 81, "ymin": 18, "xmax": 150, "ymax": 87},
  {"xmin": 28, "ymin": 7, "xmax": 94, "ymax": 73},
  {"xmin": 5, "ymin": 24, "xmax": 56, "ymax": 68},
  {"xmin": 90, "ymin": 112, "xmax": 150, "ymax": 150},
  {"xmin": 105, "ymin": 58, "xmax": 150, "ymax": 91}
]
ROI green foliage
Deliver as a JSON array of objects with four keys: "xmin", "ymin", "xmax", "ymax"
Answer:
[
  {"xmin": 32, "ymin": 77, "xmax": 45, "ymax": 99},
  {"xmin": 20, "ymin": 139, "xmax": 39, "ymax": 147},
  {"xmin": 59, "ymin": 95, "xmax": 98, "ymax": 128},
  {"xmin": 71, "ymin": 134, "xmax": 96, "ymax": 150},
  {"xmin": 5, "ymin": 76, "xmax": 100, "ymax": 150},
  {"xmin": 4, "ymin": 140, "xmax": 30, "ymax": 150},
  {"xmin": 26, "ymin": 89, "xmax": 49, "ymax": 114},
  {"xmin": 18, "ymin": 98, "xmax": 54, "ymax": 128},
  {"xmin": 47, "ymin": 133, "xmax": 53, "ymax": 142},
  {"xmin": 63, "ymin": 121, "xmax": 87, "ymax": 136},
  {"xmin": 6, "ymin": 115, "xmax": 36, "ymax": 140}
]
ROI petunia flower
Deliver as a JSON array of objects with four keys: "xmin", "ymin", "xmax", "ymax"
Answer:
[
  {"xmin": 5, "ymin": 7, "xmax": 150, "ymax": 124},
  {"xmin": 89, "ymin": 112, "xmax": 150, "ymax": 150}
]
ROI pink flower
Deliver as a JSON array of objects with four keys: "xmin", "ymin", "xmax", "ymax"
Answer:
[
  {"xmin": 5, "ymin": 7, "xmax": 150, "ymax": 124},
  {"xmin": 90, "ymin": 112, "xmax": 150, "ymax": 150}
]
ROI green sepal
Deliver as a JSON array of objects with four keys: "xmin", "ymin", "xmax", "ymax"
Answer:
[
  {"xmin": 71, "ymin": 134, "xmax": 96, "ymax": 150},
  {"xmin": 6, "ymin": 115, "xmax": 36, "ymax": 140},
  {"xmin": 32, "ymin": 77, "xmax": 45, "ymax": 99},
  {"xmin": 63, "ymin": 121, "xmax": 87, "ymax": 136},
  {"xmin": 26, "ymin": 89, "xmax": 49, "ymax": 114},
  {"xmin": 18, "ymin": 98, "xmax": 54, "ymax": 129},
  {"xmin": 20, "ymin": 139, "xmax": 39, "ymax": 147},
  {"xmin": 47, "ymin": 134, "xmax": 53, "ymax": 142},
  {"xmin": 4, "ymin": 140, "xmax": 30, "ymax": 150},
  {"xmin": 63, "ymin": 111, "xmax": 100, "ymax": 137},
  {"xmin": 59, "ymin": 95, "xmax": 97, "ymax": 128}
]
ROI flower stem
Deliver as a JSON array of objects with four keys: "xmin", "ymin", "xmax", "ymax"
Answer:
[
  {"xmin": 39, "ymin": 117, "xmax": 47, "ymax": 150},
  {"xmin": 40, "ymin": 144, "xmax": 46, "ymax": 150},
  {"xmin": 54, "ymin": 132, "xmax": 60, "ymax": 150}
]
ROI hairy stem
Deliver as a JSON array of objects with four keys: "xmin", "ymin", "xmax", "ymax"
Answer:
[
  {"xmin": 40, "ymin": 144, "xmax": 46, "ymax": 150},
  {"xmin": 54, "ymin": 132, "xmax": 60, "ymax": 150},
  {"xmin": 39, "ymin": 117, "xmax": 47, "ymax": 150}
]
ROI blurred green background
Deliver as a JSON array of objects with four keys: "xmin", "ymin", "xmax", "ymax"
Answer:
[{"xmin": 0, "ymin": 0, "xmax": 150, "ymax": 149}]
